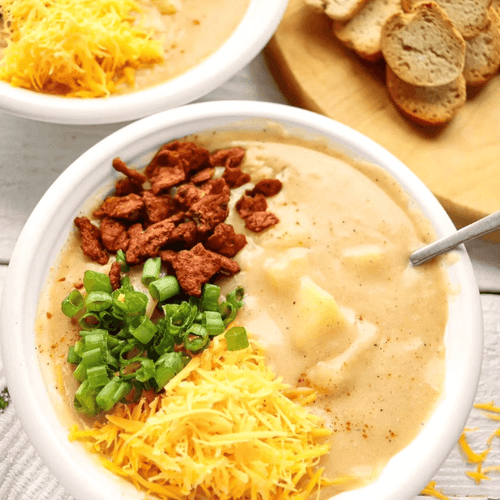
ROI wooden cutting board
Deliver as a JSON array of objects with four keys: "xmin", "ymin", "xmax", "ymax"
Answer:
[{"xmin": 264, "ymin": 0, "xmax": 500, "ymax": 235}]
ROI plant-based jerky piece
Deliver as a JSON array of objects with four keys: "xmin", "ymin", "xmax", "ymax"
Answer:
[
  {"xmin": 108, "ymin": 261, "xmax": 122, "ymax": 290},
  {"xmin": 171, "ymin": 243, "xmax": 240, "ymax": 297},
  {"xmin": 187, "ymin": 179, "xmax": 230, "ymax": 231},
  {"xmin": 248, "ymin": 178, "xmax": 283, "ymax": 197},
  {"xmin": 236, "ymin": 193, "xmax": 268, "ymax": 219},
  {"xmin": 209, "ymin": 147, "xmax": 246, "ymax": 168},
  {"xmin": 206, "ymin": 223, "xmax": 247, "ymax": 258},
  {"xmin": 94, "ymin": 194, "xmax": 144, "ymax": 221},
  {"xmin": 243, "ymin": 212, "xmax": 280, "ymax": 233},
  {"xmin": 74, "ymin": 217, "xmax": 109, "ymax": 265},
  {"xmin": 141, "ymin": 191, "xmax": 176, "ymax": 224},
  {"xmin": 100, "ymin": 217, "xmax": 129, "ymax": 252},
  {"xmin": 112, "ymin": 157, "xmax": 147, "ymax": 186},
  {"xmin": 125, "ymin": 218, "xmax": 176, "ymax": 265}
]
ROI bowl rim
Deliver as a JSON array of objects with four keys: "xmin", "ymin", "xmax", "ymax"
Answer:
[
  {"xmin": 0, "ymin": 100, "xmax": 483, "ymax": 500},
  {"xmin": 0, "ymin": 0, "xmax": 287, "ymax": 125}
]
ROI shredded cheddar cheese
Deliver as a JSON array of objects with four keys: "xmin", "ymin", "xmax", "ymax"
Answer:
[
  {"xmin": 420, "ymin": 481, "xmax": 450, "ymax": 500},
  {"xmin": 458, "ymin": 431, "xmax": 491, "ymax": 464},
  {"xmin": 0, "ymin": 0, "xmax": 165, "ymax": 97},
  {"xmin": 70, "ymin": 337, "xmax": 352, "ymax": 500}
]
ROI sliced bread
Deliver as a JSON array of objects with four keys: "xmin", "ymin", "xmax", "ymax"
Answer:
[
  {"xmin": 386, "ymin": 65, "xmax": 467, "ymax": 125},
  {"xmin": 463, "ymin": 7, "xmax": 500, "ymax": 85},
  {"xmin": 333, "ymin": 0, "xmax": 403, "ymax": 61},
  {"xmin": 305, "ymin": 0, "xmax": 370, "ymax": 21},
  {"xmin": 381, "ymin": 2, "xmax": 466, "ymax": 86},
  {"xmin": 401, "ymin": 0, "xmax": 493, "ymax": 39}
]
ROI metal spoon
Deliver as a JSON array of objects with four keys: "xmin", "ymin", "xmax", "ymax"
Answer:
[{"xmin": 410, "ymin": 210, "xmax": 500, "ymax": 266}]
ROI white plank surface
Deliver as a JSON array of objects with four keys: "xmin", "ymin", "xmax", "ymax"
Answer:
[{"xmin": 1, "ymin": 53, "xmax": 500, "ymax": 499}]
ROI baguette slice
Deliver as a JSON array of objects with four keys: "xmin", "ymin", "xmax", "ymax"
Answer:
[
  {"xmin": 333, "ymin": 0, "xmax": 403, "ymax": 61},
  {"xmin": 386, "ymin": 65, "xmax": 466, "ymax": 125},
  {"xmin": 381, "ymin": 2, "xmax": 466, "ymax": 86},
  {"xmin": 463, "ymin": 7, "xmax": 500, "ymax": 85},
  {"xmin": 402, "ymin": 0, "xmax": 493, "ymax": 39},
  {"xmin": 305, "ymin": 0, "xmax": 370, "ymax": 21}
]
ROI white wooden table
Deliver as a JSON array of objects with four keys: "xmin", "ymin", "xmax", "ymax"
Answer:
[{"xmin": 1, "ymin": 53, "xmax": 500, "ymax": 500}]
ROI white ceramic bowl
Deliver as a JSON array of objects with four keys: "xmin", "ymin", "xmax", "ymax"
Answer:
[
  {"xmin": 0, "ymin": 101, "xmax": 483, "ymax": 500},
  {"xmin": 0, "ymin": 0, "xmax": 286, "ymax": 125}
]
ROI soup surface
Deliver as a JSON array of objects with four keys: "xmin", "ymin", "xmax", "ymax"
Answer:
[
  {"xmin": 36, "ymin": 126, "xmax": 450, "ymax": 497},
  {"xmin": 129, "ymin": 0, "xmax": 251, "ymax": 92}
]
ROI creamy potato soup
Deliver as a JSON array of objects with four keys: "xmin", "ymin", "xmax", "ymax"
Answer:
[
  {"xmin": 36, "ymin": 126, "xmax": 450, "ymax": 498},
  {"xmin": 129, "ymin": 0, "xmax": 251, "ymax": 92}
]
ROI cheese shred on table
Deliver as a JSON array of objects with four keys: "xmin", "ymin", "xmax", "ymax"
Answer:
[
  {"xmin": 69, "ymin": 337, "xmax": 349, "ymax": 500},
  {"xmin": 0, "ymin": 0, "xmax": 165, "ymax": 97}
]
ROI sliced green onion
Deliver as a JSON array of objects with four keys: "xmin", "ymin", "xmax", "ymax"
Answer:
[
  {"xmin": 225, "ymin": 326, "xmax": 249, "ymax": 351},
  {"xmin": 82, "ymin": 347, "xmax": 103, "ymax": 368},
  {"xmin": 83, "ymin": 331, "xmax": 107, "ymax": 353},
  {"xmin": 142, "ymin": 257, "xmax": 161, "ymax": 286},
  {"xmin": 107, "ymin": 335, "xmax": 122, "ymax": 350},
  {"xmin": 112, "ymin": 289, "xmax": 148, "ymax": 316},
  {"xmin": 74, "ymin": 379, "xmax": 98, "ymax": 416},
  {"xmin": 99, "ymin": 310, "xmax": 122, "ymax": 332},
  {"xmin": 155, "ymin": 352, "xmax": 189, "ymax": 389},
  {"xmin": 226, "ymin": 286, "xmax": 244, "ymax": 309},
  {"xmin": 116, "ymin": 250, "xmax": 129, "ymax": 272},
  {"xmin": 201, "ymin": 283, "xmax": 221, "ymax": 312},
  {"xmin": 72, "ymin": 361, "xmax": 86, "ymax": 383},
  {"xmin": 96, "ymin": 377, "xmax": 132, "ymax": 412},
  {"xmin": 67, "ymin": 345, "xmax": 81, "ymax": 365},
  {"xmin": 149, "ymin": 276, "xmax": 180, "ymax": 302},
  {"xmin": 87, "ymin": 365, "xmax": 110, "ymax": 389},
  {"xmin": 105, "ymin": 350, "xmax": 119, "ymax": 370},
  {"xmin": 183, "ymin": 323, "xmax": 209, "ymax": 352},
  {"xmin": 85, "ymin": 291, "xmax": 113, "ymax": 312},
  {"xmin": 220, "ymin": 301, "xmax": 237, "ymax": 326},
  {"xmin": 129, "ymin": 315, "xmax": 157, "ymax": 344},
  {"xmin": 61, "ymin": 289, "xmax": 84, "ymax": 318},
  {"xmin": 83, "ymin": 270, "xmax": 112, "ymax": 294},
  {"xmin": 202, "ymin": 311, "xmax": 225, "ymax": 337},
  {"xmin": 135, "ymin": 358, "xmax": 156, "ymax": 384},
  {"xmin": 78, "ymin": 312, "xmax": 101, "ymax": 330},
  {"xmin": 73, "ymin": 339, "xmax": 85, "ymax": 357}
]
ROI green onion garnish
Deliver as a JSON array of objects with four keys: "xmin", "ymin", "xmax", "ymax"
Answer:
[
  {"xmin": 225, "ymin": 326, "xmax": 249, "ymax": 351},
  {"xmin": 149, "ymin": 275, "xmax": 180, "ymax": 302},
  {"xmin": 78, "ymin": 312, "xmax": 101, "ymax": 330},
  {"xmin": 116, "ymin": 249, "xmax": 129, "ymax": 272},
  {"xmin": 74, "ymin": 379, "xmax": 98, "ymax": 416},
  {"xmin": 61, "ymin": 289, "xmax": 84, "ymax": 318},
  {"xmin": 183, "ymin": 323, "xmax": 209, "ymax": 352},
  {"xmin": 155, "ymin": 352, "xmax": 189, "ymax": 389},
  {"xmin": 201, "ymin": 283, "xmax": 221, "ymax": 312},
  {"xmin": 85, "ymin": 291, "xmax": 113, "ymax": 312},
  {"xmin": 64, "ymin": 264, "xmax": 246, "ymax": 415},
  {"xmin": 141, "ymin": 257, "xmax": 161, "ymax": 286},
  {"xmin": 226, "ymin": 286, "xmax": 245, "ymax": 309},
  {"xmin": 96, "ymin": 377, "xmax": 132, "ymax": 412},
  {"xmin": 86, "ymin": 365, "xmax": 110, "ymax": 389},
  {"xmin": 83, "ymin": 270, "xmax": 112, "ymax": 294},
  {"xmin": 202, "ymin": 311, "xmax": 225, "ymax": 337},
  {"xmin": 129, "ymin": 315, "xmax": 157, "ymax": 344},
  {"xmin": 67, "ymin": 345, "xmax": 81, "ymax": 365}
]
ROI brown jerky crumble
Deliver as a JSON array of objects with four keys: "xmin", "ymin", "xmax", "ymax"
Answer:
[
  {"xmin": 73, "ymin": 141, "xmax": 283, "ymax": 296},
  {"xmin": 109, "ymin": 261, "xmax": 122, "ymax": 291}
]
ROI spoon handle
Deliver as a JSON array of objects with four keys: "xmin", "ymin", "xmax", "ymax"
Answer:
[{"xmin": 410, "ymin": 210, "xmax": 500, "ymax": 266}]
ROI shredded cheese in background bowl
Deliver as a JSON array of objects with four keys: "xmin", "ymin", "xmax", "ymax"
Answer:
[
  {"xmin": 69, "ymin": 336, "xmax": 356, "ymax": 500},
  {"xmin": 0, "ymin": 0, "xmax": 167, "ymax": 97}
]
